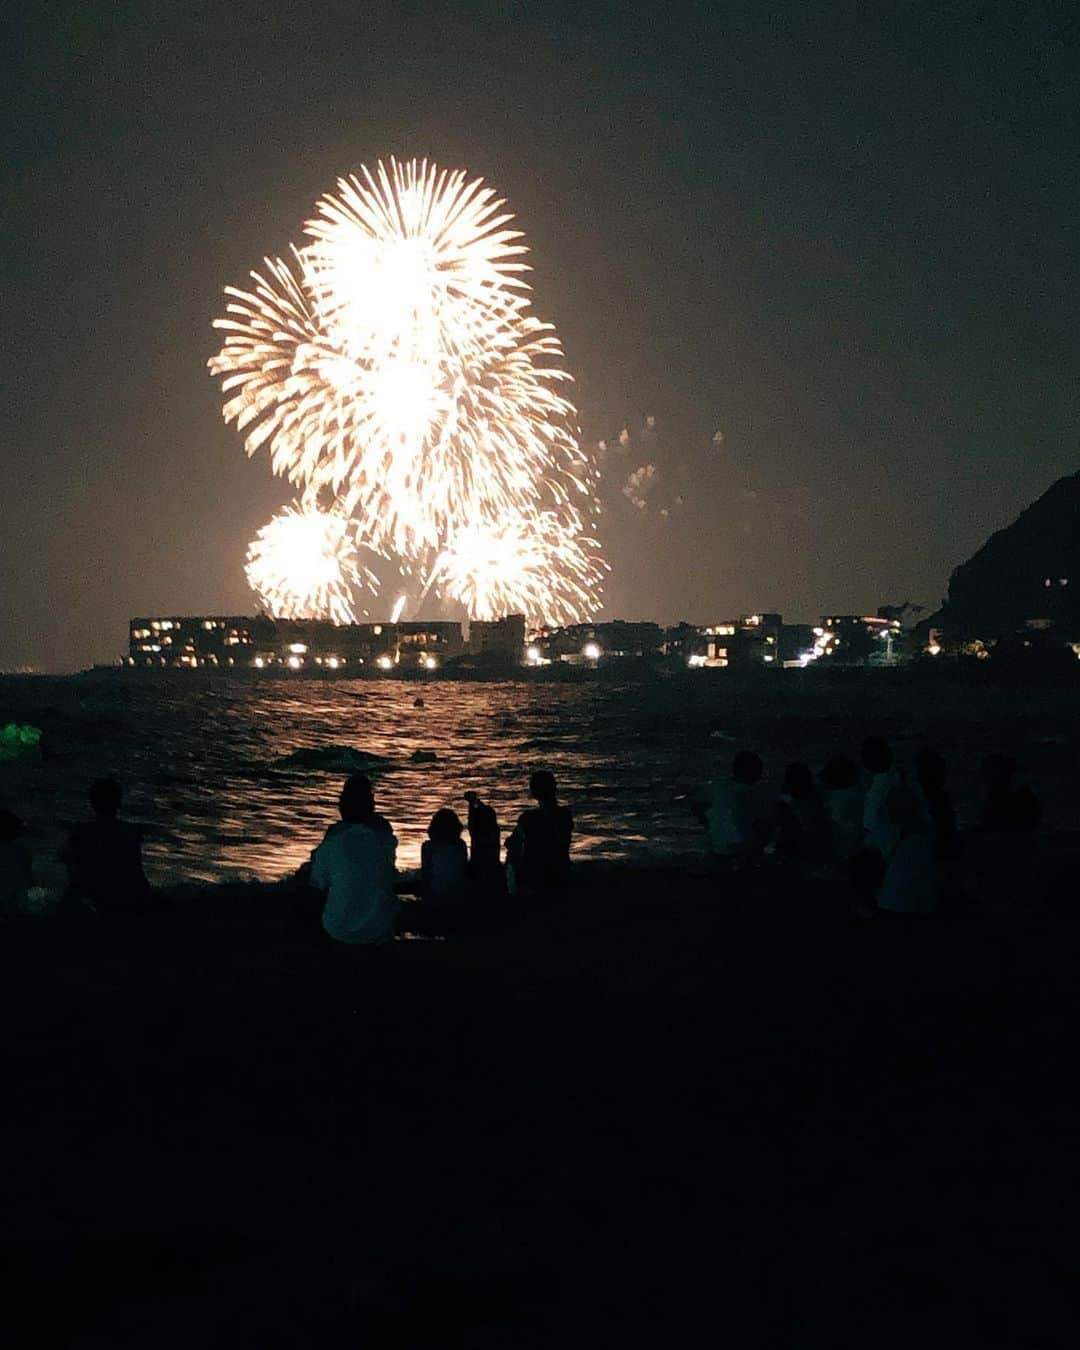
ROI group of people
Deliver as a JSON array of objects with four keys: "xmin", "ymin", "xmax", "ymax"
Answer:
[
  {"xmin": 697, "ymin": 738, "xmax": 1043, "ymax": 912},
  {"xmin": 0, "ymin": 770, "xmax": 575, "ymax": 944},
  {"xmin": 306, "ymin": 769, "xmax": 573, "ymax": 943},
  {"xmin": 0, "ymin": 738, "xmax": 1048, "ymax": 934}
]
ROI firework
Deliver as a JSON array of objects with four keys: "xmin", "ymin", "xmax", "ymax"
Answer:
[
  {"xmin": 425, "ymin": 511, "xmax": 607, "ymax": 626},
  {"xmin": 245, "ymin": 504, "xmax": 374, "ymax": 625},
  {"xmin": 210, "ymin": 159, "xmax": 605, "ymax": 622}
]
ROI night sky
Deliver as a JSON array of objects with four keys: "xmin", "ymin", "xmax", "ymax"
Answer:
[{"xmin": 3, "ymin": 0, "xmax": 1078, "ymax": 671}]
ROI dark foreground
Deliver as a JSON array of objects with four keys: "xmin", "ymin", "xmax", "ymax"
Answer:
[{"xmin": 2, "ymin": 865, "xmax": 1078, "ymax": 1347}]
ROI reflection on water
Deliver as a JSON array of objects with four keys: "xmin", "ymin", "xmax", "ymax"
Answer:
[
  {"xmin": 0, "ymin": 678, "xmax": 712, "ymax": 889},
  {"xmin": 4, "ymin": 673, "xmax": 1077, "ymax": 892}
]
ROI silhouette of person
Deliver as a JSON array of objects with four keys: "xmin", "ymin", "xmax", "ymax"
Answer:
[
  {"xmin": 0, "ymin": 810, "xmax": 32, "ymax": 919},
  {"xmin": 916, "ymin": 749, "xmax": 957, "ymax": 852},
  {"xmin": 861, "ymin": 738, "xmax": 904, "ymax": 858},
  {"xmin": 773, "ymin": 762, "xmax": 831, "ymax": 863},
  {"xmin": 697, "ymin": 750, "xmax": 770, "ymax": 864},
  {"xmin": 821, "ymin": 756, "xmax": 863, "ymax": 860},
  {"xmin": 62, "ymin": 779, "xmax": 151, "ymax": 916},
  {"xmin": 505, "ymin": 771, "xmax": 573, "ymax": 897},
  {"xmin": 877, "ymin": 784, "xmax": 938, "ymax": 913},
  {"xmin": 310, "ymin": 774, "xmax": 399, "ymax": 944},
  {"xmin": 463, "ymin": 790, "xmax": 504, "ymax": 894},
  {"xmin": 981, "ymin": 754, "xmax": 1042, "ymax": 834},
  {"xmin": 421, "ymin": 808, "xmax": 468, "ymax": 905}
]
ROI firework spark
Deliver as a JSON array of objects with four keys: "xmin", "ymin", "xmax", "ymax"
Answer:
[
  {"xmin": 424, "ymin": 511, "xmax": 607, "ymax": 626},
  {"xmin": 210, "ymin": 159, "xmax": 605, "ymax": 623},
  {"xmin": 245, "ymin": 504, "xmax": 374, "ymax": 625}
]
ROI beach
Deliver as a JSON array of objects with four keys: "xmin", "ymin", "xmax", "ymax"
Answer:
[{"xmin": 2, "ymin": 859, "xmax": 1079, "ymax": 1345}]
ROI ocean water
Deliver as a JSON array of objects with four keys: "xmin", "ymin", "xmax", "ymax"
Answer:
[
  {"xmin": 2, "ymin": 671, "xmax": 1076, "ymax": 895},
  {"xmin": 0, "ymin": 675, "xmax": 715, "ymax": 891}
]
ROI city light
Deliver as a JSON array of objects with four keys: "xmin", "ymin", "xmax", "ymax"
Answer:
[{"xmin": 582, "ymin": 641, "xmax": 601, "ymax": 661}]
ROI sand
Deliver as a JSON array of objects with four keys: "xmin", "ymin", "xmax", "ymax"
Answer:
[{"xmin": 2, "ymin": 861, "xmax": 1078, "ymax": 1346}]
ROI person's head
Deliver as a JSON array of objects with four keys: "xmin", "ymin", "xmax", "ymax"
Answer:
[
  {"xmin": 89, "ymin": 778, "xmax": 122, "ymax": 819},
  {"xmin": 0, "ymin": 810, "xmax": 23, "ymax": 842},
  {"xmin": 782, "ymin": 762, "xmax": 815, "ymax": 800},
  {"xmin": 884, "ymin": 783, "xmax": 922, "ymax": 832},
  {"xmin": 339, "ymin": 774, "xmax": 375, "ymax": 823},
  {"xmin": 529, "ymin": 770, "xmax": 558, "ymax": 805},
  {"xmin": 862, "ymin": 738, "xmax": 893, "ymax": 775},
  {"xmin": 916, "ymin": 748, "xmax": 947, "ymax": 791},
  {"xmin": 463, "ymin": 790, "xmax": 480, "ymax": 806},
  {"xmin": 821, "ymin": 755, "xmax": 858, "ymax": 791},
  {"xmin": 982, "ymin": 753, "xmax": 1016, "ymax": 790},
  {"xmin": 732, "ymin": 751, "xmax": 763, "ymax": 785},
  {"xmin": 428, "ymin": 808, "xmax": 463, "ymax": 843}
]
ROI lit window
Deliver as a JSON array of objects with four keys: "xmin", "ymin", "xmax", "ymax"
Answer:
[
  {"xmin": 287, "ymin": 655, "xmax": 302, "ymax": 669},
  {"xmin": 254, "ymin": 657, "xmax": 265, "ymax": 669},
  {"xmin": 583, "ymin": 642, "xmax": 601, "ymax": 661},
  {"xmin": 373, "ymin": 625, "xmax": 382, "ymax": 635},
  {"xmin": 376, "ymin": 655, "xmax": 393, "ymax": 670},
  {"xmin": 287, "ymin": 643, "xmax": 308, "ymax": 654},
  {"xmin": 423, "ymin": 656, "xmax": 438, "ymax": 670}
]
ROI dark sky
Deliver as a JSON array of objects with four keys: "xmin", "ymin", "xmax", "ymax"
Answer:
[{"xmin": 3, "ymin": 0, "xmax": 1078, "ymax": 670}]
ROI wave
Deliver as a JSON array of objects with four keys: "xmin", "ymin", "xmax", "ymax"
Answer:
[{"xmin": 272, "ymin": 745, "xmax": 394, "ymax": 773}]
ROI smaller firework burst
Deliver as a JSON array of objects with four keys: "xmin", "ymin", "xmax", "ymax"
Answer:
[
  {"xmin": 426, "ymin": 511, "xmax": 606, "ymax": 626},
  {"xmin": 245, "ymin": 504, "xmax": 375, "ymax": 624}
]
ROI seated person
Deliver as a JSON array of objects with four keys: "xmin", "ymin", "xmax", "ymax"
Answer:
[
  {"xmin": 697, "ymin": 750, "xmax": 770, "ymax": 864},
  {"xmin": 861, "ymin": 738, "xmax": 904, "ymax": 859},
  {"xmin": 916, "ymin": 748, "xmax": 957, "ymax": 853},
  {"xmin": 505, "ymin": 771, "xmax": 573, "ymax": 896},
  {"xmin": 464, "ymin": 790, "xmax": 503, "ymax": 892},
  {"xmin": 772, "ymin": 762, "xmax": 831, "ymax": 863},
  {"xmin": 877, "ymin": 784, "xmax": 938, "ymax": 914},
  {"xmin": 421, "ymin": 808, "xmax": 468, "ymax": 905},
  {"xmin": 821, "ymin": 756, "xmax": 863, "ymax": 860},
  {"xmin": 310, "ymin": 774, "xmax": 399, "ymax": 944},
  {"xmin": 980, "ymin": 754, "xmax": 1042, "ymax": 834},
  {"xmin": 62, "ymin": 779, "xmax": 151, "ymax": 916},
  {"xmin": 0, "ymin": 810, "xmax": 32, "ymax": 919}
]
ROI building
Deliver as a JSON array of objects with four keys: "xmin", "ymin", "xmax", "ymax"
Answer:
[
  {"xmin": 470, "ymin": 614, "xmax": 526, "ymax": 666},
  {"xmin": 127, "ymin": 615, "xmax": 524, "ymax": 671},
  {"xmin": 810, "ymin": 615, "xmax": 901, "ymax": 665},
  {"xmin": 530, "ymin": 620, "xmax": 664, "ymax": 665},
  {"xmin": 694, "ymin": 614, "xmax": 782, "ymax": 669}
]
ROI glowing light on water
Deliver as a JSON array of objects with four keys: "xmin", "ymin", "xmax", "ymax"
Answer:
[
  {"xmin": 209, "ymin": 159, "xmax": 605, "ymax": 624},
  {"xmin": 245, "ymin": 505, "xmax": 374, "ymax": 625}
]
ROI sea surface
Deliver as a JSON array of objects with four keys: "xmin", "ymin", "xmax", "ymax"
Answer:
[
  {"xmin": 0, "ymin": 676, "xmax": 716, "ymax": 891},
  {"xmin": 2, "ymin": 671, "xmax": 1076, "ymax": 895}
]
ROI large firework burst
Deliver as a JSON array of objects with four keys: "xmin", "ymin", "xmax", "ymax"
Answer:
[
  {"xmin": 245, "ymin": 504, "xmax": 374, "ymax": 625},
  {"xmin": 210, "ymin": 158, "xmax": 604, "ymax": 622}
]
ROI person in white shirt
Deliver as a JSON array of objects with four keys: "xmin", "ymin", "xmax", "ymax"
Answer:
[
  {"xmin": 877, "ymin": 784, "xmax": 938, "ymax": 914},
  {"xmin": 821, "ymin": 756, "xmax": 865, "ymax": 860},
  {"xmin": 310, "ymin": 775, "xmax": 399, "ymax": 944},
  {"xmin": 699, "ymin": 751, "xmax": 771, "ymax": 864},
  {"xmin": 861, "ymin": 738, "xmax": 904, "ymax": 859}
]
